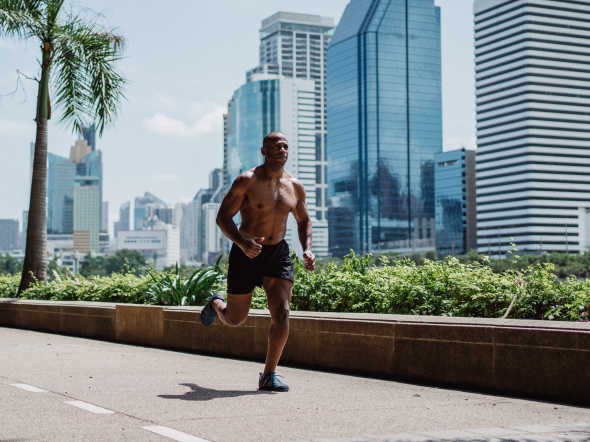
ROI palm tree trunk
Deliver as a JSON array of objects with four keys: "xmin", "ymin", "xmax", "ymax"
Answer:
[{"xmin": 18, "ymin": 44, "xmax": 51, "ymax": 294}]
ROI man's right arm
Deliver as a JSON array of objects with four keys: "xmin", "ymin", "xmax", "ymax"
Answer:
[{"xmin": 216, "ymin": 173, "xmax": 263, "ymax": 259}]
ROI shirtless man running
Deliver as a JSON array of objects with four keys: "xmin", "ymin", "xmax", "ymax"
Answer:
[{"xmin": 200, "ymin": 131, "xmax": 315, "ymax": 392}]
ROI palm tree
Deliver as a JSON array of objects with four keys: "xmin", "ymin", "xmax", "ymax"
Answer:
[{"xmin": 0, "ymin": 0, "xmax": 125, "ymax": 293}]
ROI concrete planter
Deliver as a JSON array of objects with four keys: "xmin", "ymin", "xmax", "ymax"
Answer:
[{"xmin": 1, "ymin": 298, "xmax": 588, "ymax": 405}]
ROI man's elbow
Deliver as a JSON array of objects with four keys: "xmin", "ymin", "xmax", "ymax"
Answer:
[{"xmin": 297, "ymin": 217, "xmax": 311, "ymax": 229}]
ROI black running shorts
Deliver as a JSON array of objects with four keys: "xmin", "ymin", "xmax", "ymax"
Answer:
[{"xmin": 227, "ymin": 239, "xmax": 294, "ymax": 294}]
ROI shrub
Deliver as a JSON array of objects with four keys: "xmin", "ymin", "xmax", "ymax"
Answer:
[
  {"xmin": 19, "ymin": 273, "xmax": 152, "ymax": 304},
  {"xmin": 0, "ymin": 275, "xmax": 20, "ymax": 298},
  {"xmin": 146, "ymin": 261, "xmax": 225, "ymax": 306},
  {"xmin": 2, "ymin": 252, "xmax": 589, "ymax": 321}
]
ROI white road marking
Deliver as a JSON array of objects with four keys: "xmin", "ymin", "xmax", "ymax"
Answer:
[
  {"xmin": 65, "ymin": 400, "xmax": 114, "ymax": 415},
  {"xmin": 10, "ymin": 383, "xmax": 47, "ymax": 393},
  {"xmin": 143, "ymin": 425, "xmax": 210, "ymax": 442}
]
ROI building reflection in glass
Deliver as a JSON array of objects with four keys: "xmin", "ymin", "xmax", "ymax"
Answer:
[
  {"xmin": 326, "ymin": 0, "xmax": 442, "ymax": 256},
  {"xmin": 434, "ymin": 149, "xmax": 477, "ymax": 256}
]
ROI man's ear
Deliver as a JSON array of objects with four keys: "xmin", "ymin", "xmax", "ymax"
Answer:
[{"xmin": 260, "ymin": 146, "xmax": 266, "ymax": 156}]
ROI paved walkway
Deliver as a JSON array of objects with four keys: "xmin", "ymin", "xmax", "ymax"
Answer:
[{"xmin": 1, "ymin": 327, "xmax": 589, "ymax": 442}]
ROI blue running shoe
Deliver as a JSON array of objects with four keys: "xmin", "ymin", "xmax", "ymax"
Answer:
[
  {"xmin": 258, "ymin": 372, "xmax": 289, "ymax": 392},
  {"xmin": 200, "ymin": 294, "xmax": 224, "ymax": 326}
]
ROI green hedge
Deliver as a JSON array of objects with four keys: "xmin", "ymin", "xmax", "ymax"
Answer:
[{"xmin": 2, "ymin": 253, "xmax": 589, "ymax": 321}]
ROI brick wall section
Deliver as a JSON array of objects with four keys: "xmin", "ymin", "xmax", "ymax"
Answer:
[{"xmin": 1, "ymin": 299, "xmax": 589, "ymax": 405}]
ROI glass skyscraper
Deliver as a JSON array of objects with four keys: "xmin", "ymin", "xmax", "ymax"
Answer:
[
  {"xmin": 48, "ymin": 153, "xmax": 75, "ymax": 234},
  {"xmin": 225, "ymin": 75, "xmax": 330, "ymax": 257},
  {"xmin": 223, "ymin": 12, "xmax": 334, "ymax": 258},
  {"xmin": 434, "ymin": 149, "xmax": 477, "ymax": 256},
  {"xmin": 326, "ymin": 0, "xmax": 442, "ymax": 256}
]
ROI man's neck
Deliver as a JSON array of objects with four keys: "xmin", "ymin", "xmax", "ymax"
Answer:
[{"xmin": 262, "ymin": 162, "xmax": 284, "ymax": 179}]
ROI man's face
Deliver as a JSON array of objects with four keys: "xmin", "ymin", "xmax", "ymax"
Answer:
[{"xmin": 262, "ymin": 135, "xmax": 288, "ymax": 166}]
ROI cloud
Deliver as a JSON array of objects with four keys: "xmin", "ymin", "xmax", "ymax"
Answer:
[
  {"xmin": 0, "ymin": 119, "xmax": 32, "ymax": 135},
  {"xmin": 143, "ymin": 104, "xmax": 225, "ymax": 137}
]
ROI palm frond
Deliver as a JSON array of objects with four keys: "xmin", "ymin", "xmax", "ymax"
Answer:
[
  {"xmin": 0, "ymin": 0, "xmax": 44, "ymax": 39},
  {"xmin": 52, "ymin": 17, "xmax": 125, "ymax": 135}
]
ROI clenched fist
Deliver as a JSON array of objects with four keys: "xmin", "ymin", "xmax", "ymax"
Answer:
[
  {"xmin": 303, "ymin": 249, "xmax": 315, "ymax": 271},
  {"xmin": 238, "ymin": 237, "xmax": 265, "ymax": 259}
]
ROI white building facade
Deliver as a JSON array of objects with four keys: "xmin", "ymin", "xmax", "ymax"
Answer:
[{"xmin": 474, "ymin": 0, "xmax": 590, "ymax": 254}]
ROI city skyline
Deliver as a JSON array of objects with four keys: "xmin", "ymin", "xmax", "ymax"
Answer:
[{"xmin": 0, "ymin": 0, "xmax": 475, "ymax": 231}]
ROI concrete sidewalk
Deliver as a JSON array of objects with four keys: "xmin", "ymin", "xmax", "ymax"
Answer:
[{"xmin": 1, "ymin": 326, "xmax": 589, "ymax": 442}]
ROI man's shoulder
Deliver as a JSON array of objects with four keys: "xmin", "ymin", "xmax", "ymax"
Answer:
[
  {"xmin": 231, "ymin": 170, "xmax": 256, "ymax": 190},
  {"xmin": 289, "ymin": 176, "xmax": 305, "ymax": 196}
]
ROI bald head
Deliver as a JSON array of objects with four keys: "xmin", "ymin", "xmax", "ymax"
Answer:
[{"xmin": 263, "ymin": 132, "xmax": 286, "ymax": 149}]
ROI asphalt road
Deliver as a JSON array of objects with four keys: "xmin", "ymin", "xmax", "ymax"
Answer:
[{"xmin": 1, "ymin": 327, "xmax": 590, "ymax": 442}]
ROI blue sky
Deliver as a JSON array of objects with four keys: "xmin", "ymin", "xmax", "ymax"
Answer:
[{"xmin": 0, "ymin": 0, "xmax": 475, "ymax": 230}]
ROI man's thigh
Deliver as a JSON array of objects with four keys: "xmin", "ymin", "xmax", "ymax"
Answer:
[
  {"xmin": 225, "ymin": 293, "xmax": 253, "ymax": 321},
  {"xmin": 262, "ymin": 277, "xmax": 292, "ymax": 313}
]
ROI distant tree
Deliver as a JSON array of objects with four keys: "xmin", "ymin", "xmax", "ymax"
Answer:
[
  {"xmin": 0, "ymin": 0, "xmax": 126, "ymax": 293},
  {"xmin": 0, "ymin": 254, "xmax": 22, "ymax": 275},
  {"xmin": 104, "ymin": 250, "xmax": 146, "ymax": 275},
  {"xmin": 79, "ymin": 254, "xmax": 107, "ymax": 277}
]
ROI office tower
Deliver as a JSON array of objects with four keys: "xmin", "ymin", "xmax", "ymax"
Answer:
[
  {"xmin": 0, "ymin": 219, "xmax": 19, "ymax": 251},
  {"xmin": 226, "ymin": 75, "xmax": 329, "ymax": 257},
  {"xmin": 21, "ymin": 210, "xmax": 28, "ymax": 252},
  {"xmin": 82, "ymin": 124, "xmax": 96, "ymax": 151},
  {"xmin": 134, "ymin": 192, "xmax": 167, "ymax": 230},
  {"xmin": 222, "ymin": 113, "xmax": 230, "ymax": 190},
  {"xmin": 154, "ymin": 208, "xmax": 173, "ymax": 225},
  {"xmin": 180, "ymin": 200, "xmax": 199, "ymax": 262},
  {"xmin": 223, "ymin": 12, "xmax": 334, "ymax": 258},
  {"xmin": 69, "ymin": 139, "xmax": 91, "ymax": 163},
  {"xmin": 117, "ymin": 223, "xmax": 180, "ymax": 270},
  {"xmin": 327, "ymin": 0, "xmax": 442, "ymax": 257},
  {"xmin": 101, "ymin": 201, "xmax": 109, "ymax": 233},
  {"xmin": 114, "ymin": 201, "xmax": 131, "ymax": 238},
  {"xmin": 434, "ymin": 149, "xmax": 477, "ymax": 256},
  {"xmin": 75, "ymin": 146, "xmax": 103, "ymax": 233},
  {"xmin": 474, "ymin": 0, "xmax": 590, "ymax": 254},
  {"xmin": 48, "ymin": 153, "xmax": 76, "ymax": 234},
  {"xmin": 73, "ymin": 177, "xmax": 100, "ymax": 253},
  {"xmin": 173, "ymin": 203, "xmax": 184, "ymax": 228}
]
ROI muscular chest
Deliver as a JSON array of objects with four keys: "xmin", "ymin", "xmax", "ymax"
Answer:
[{"xmin": 246, "ymin": 181, "xmax": 297, "ymax": 213}]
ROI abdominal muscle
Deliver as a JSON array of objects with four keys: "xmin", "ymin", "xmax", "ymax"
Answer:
[{"xmin": 238, "ymin": 208, "xmax": 289, "ymax": 246}]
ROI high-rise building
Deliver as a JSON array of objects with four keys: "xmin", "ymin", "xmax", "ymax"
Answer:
[
  {"xmin": 222, "ymin": 113, "xmax": 230, "ymax": 191},
  {"xmin": 435, "ymin": 149, "xmax": 476, "ymax": 256},
  {"xmin": 69, "ymin": 139, "xmax": 91, "ymax": 163},
  {"xmin": 327, "ymin": 0, "xmax": 442, "ymax": 257},
  {"xmin": 134, "ymin": 192, "xmax": 167, "ymax": 230},
  {"xmin": 223, "ymin": 12, "xmax": 334, "ymax": 258},
  {"xmin": 101, "ymin": 201, "xmax": 109, "ymax": 234},
  {"xmin": 114, "ymin": 201, "xmax": 131, "ymax": 238},
  {"xmin": 78, "ymin": 149, "xmax": 103, "ymax": 234},
  {"xmin": 21, "ymin": 210, "xmax": 28, "ymax": 252},
  {"xmin": 226, "ymin": 75, "xmax": 329, "ymax": 257},
  {"xmin": 474, "ymin": 0, "xmax": 590, "ymax": 254},
  {"xmin": 73, "ymin": 177, "xmax": 100, "ymax": 252},
  {"xmin": 47, "ymin": 153, "xmax": 75, "ymax": 234},
  {"xmin": 82, "ymin": 124, "xmax": 96, "ymax": 151},
  {"xmin": 0, "ymin": 219, "xmax": 19, "ymax": 252}
]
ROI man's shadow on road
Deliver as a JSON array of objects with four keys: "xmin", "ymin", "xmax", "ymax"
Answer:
[{"xmin": 158, "ymin": 383, "xmax": 272, "ymax": 401}]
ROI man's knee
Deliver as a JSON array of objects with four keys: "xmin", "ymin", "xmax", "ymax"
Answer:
[
  {"xmin": 226, "ymin": 313, "xmax": 248, "ymax": 327},
  {"xmin": 271, "ymin": 305, "xmax": 290, "ymax": 325}
]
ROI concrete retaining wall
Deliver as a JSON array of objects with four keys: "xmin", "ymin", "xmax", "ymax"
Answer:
[{"xmin": 1, "ymin": 299, "xmax": 589, "ymax": 405}]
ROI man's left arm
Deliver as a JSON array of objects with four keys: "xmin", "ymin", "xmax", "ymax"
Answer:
[{"xmin": 292, "ymin": 180, "xmax": 315, "ymax": 271}]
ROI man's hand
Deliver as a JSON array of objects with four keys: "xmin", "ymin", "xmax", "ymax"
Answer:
[
  {"xmin": 303, "ymin": 250, "xmax": 315, "ymax": 271},
  {"xmin": 238, "ymin": 237, "xmax": 265, "ymax": 259}
]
